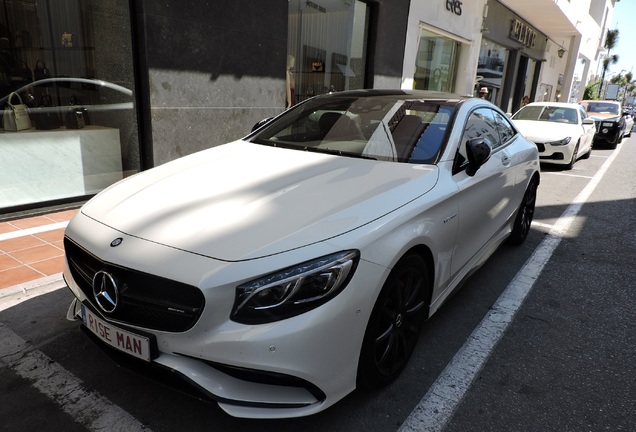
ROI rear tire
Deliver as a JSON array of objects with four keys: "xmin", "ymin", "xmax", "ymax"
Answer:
[{"xmin": 357, "ymin": 254, "xmax": 431, "ymax": 390}]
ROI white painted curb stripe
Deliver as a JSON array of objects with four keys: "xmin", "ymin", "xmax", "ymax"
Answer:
[
  {"xmin": 0, "ymin": 221, "xmax": 69, "ymax": 241},
  {"xmin": 0, "ymin": 322, "xmax": 152, "ymax": 432},
  {"xmin": 399, "ymin": 145, "xmax": 622, "ymax": 432},
  {"xmin": 0, "ymin": 274, "xmax": 65, "ymax": 310}
]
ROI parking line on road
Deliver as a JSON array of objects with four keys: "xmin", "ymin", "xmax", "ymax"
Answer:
[
  {"xmin": 541, "ymin": 171, "xmax": 593, "ymax": 179},
  {"xmin": 0, "ymin": 322, "xmax": 152, "ymax": 432},
  {"xmin": 398, "ymin": 143, "xmax": 623, "ymax": 432}
]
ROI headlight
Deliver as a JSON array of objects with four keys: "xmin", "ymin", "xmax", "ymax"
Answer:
[
  {"xmin": 546, "ymin": 137, "xmax": 571, "ymax": 146},
  {"xmin": 231, "ymin": 250, "xmax": 359, "ymax": 324}
]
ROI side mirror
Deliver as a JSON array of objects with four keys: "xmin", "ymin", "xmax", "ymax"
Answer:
[
  {"xmin": 582, "ymin": 118, "xmax": 595, "ymax": 125},
  {"xmin": 251, "ymin": 117, "xmax": 274, "ymax": 132},
  {"xmin": 465, "ymin": 137, "xmax": 492, "ymax": 176}
]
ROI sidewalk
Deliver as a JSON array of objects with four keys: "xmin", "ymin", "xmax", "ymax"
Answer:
[{"xmin": 0, "ymin": 209, "xmax": 77, "ymax": 291}]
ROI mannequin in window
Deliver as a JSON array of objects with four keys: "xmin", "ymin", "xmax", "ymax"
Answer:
[{"xmin": 286, "ymin": 55, "xmax": 296, "ymax": 109}]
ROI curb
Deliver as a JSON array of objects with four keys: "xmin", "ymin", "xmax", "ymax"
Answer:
[{"xmin": 0, "ymin": 274, "xmax": 66, "ymax": 311}]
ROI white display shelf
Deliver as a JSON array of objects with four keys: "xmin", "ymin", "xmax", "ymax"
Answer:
[{"xmin": 0, "ymin": 126, "xmax": 123, "ymax": 208}]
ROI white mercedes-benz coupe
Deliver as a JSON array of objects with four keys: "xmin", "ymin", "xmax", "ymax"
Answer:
[{"xmin": 64, "ymin": 90, "xmax": 540, "ymax": 419}]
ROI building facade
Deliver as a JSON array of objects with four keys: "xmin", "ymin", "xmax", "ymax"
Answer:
[{"xmin": 0, "ymin": 0, "xmax": 616, "ymax": 215}]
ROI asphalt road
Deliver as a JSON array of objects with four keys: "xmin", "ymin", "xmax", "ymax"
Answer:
[{"xmin": 1, "ymin": 135, "xmax": 635, "ymax": 432}]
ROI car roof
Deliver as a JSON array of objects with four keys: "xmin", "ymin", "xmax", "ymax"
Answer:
[
  {"xmin": 524, "ymin": 102, "xmax": 582, "ymax": 108},
  {"xmin": 316, "ymin": 89, "xmax": 472, "ymax": 103}
]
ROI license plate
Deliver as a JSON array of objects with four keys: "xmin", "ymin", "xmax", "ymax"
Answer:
[
  {"xmin": 602, "ymin": 122, "xmax": 613, "ymax": 127},
  {"xmin": 81, "ymin": 304, "xmax": 151, "ymax": 361}
]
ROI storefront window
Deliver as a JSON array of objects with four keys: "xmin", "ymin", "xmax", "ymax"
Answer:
[
  {"xmin": 1, "ymin": 0, "xmax": 139, "ymax": 211},
  {"xmin": 477, "ymin": 39, "xmax": 508, "ymax": 102},
  {"xmin": 287, "ymin": 0, "xmax": 369, "ymax": 105},
  {"xmin": 413, "ymin": 27, "xmax": 458, "ymax": 93}
]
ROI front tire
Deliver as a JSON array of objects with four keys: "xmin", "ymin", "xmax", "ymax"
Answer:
[
  {"xmin": 357, "ymin": 254, "xmax": 431, "ymax": 390},
  {"xmin": 508, "ymin": 176, "xmax": 538, "ymax": 245},
  {"xmin": 565, "ymin": 142, "xmax": 579, "ymax": 170}
]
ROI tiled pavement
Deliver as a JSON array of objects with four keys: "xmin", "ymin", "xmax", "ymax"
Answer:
[{"xmin": 0, "ymin": 209, "xmax": 77, "ymax": 290}]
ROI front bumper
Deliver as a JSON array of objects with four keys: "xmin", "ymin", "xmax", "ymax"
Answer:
[
  {"xmin": 63, "ymin": 211, "xmax": 385, "ymax": 418},
  {"xmin": 534, "ymin": 142, "xmax": 575, "ymax": 164},
  {"xmin": 67, "ymin": 297, "xmax": 327, "ymax": 418},
  {"xmin": 592, "ymin": 120, "xmax": 622, "ymax": 144}
]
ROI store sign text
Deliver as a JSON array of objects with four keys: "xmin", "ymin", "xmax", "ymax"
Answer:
[
  {"xmin": 445, "ymin": 0, "xmax": 462, "ymax": 16},
  {"xmin": 509, "ymin": 19, "xmax": 537, "ymax": 48}
]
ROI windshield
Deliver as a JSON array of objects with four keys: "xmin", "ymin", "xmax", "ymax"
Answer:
[
  {"xmin": 586, "ymin": 102, "xmax": 619, "ymax": 115},
  {"xmin": 249, "ymin": 95, "xmax": 455, "ymax": 163},
  {"xmin": 512, "ymin": 105, "xmax": 578, "ymax": 124}
]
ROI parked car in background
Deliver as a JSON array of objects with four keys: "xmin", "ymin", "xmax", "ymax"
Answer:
[
  {"xmin": 511, "ymin": 102, "xmax": 595, "ymax": 169},
  {"xmin": 580, "ymin": 100, "xmax": 625, "ymax": 149},
  {"xmin": 63, "ymin": 90, "xmax": 540, "ymax": 418}
]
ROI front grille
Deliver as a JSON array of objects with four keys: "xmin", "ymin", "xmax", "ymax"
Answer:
[
  {"xmin": 65, "ymin": 237, "xmax": 205, "ymax": 332},
  {"xmin": 535, "ymin": 143, "xmax": 545, "ymax": 152}
]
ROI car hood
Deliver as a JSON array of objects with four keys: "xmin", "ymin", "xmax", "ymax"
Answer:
[
  {"xmin": 81, "ymin": 141, "xmax": 439, "ymax": 261},
  {"xmin": 588, "ymin": 113, "xmax": 621, "ymax": 121},
  {"xmin": 512, "ymin": 120, "xmax": 580, "ymax": 142}
]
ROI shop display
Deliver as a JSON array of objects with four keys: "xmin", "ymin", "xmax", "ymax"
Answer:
[
  {"xmin": 3, "ymin": 91, "xmax": 31, "ymax": 131},
  {"xmin": 65, "ymin": 106, "xmax": 86, "ymax": 129},
  {"xmin": 34, "ymin": 93, "xmax": 61, "ymax": 130},
  {"xmin": 33, "ymin": 60, "xmax": 51, "ymax": 83}
]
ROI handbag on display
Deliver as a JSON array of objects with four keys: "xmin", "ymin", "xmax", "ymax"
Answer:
[
  {"xmin": 68, "ymin": 95, "xmax": 91, "ymax": 125},
  {"xmin": 65, "ymin": 107, "xmax": 85, "ymax": 129},
  {"xmin": 10, "ymin": 61, "xmax": 32, "ymax": 85},
  {"xmin": 14, "ymin": 30, "xmax": 32, "ymax": 48},
  {"xmin": 34, "ymin": 94, "xmax": 61, "ymax": 130},
  {"xmin": 3, "ymin": 92, "xmax": 32, "ymax": 131},
  {"xmin": 33, "ymin": 60, "xmax": 51, "ymax": 85}
]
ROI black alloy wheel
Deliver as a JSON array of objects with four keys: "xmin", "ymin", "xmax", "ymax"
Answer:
[
  {"xmin": 357, "ymin": 254, "xmax": 430, "ymax": 390},
  {"xmin": 508, "ymin": 176, "xmax": 538, "ymax": 245}
]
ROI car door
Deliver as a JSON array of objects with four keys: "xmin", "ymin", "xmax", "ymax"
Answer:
[{"xmin": 450, "ymin": 107, "xmax": 518, "ymax": 278}]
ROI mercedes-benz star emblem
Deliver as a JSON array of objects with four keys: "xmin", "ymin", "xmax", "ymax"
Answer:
[
  {"xmin": 110, "ymin": 237, "xmax": 123, "ymax": 247},
  {"xmin": 92, "ymin": 270, "xmax": 119, "ymax": 313}
]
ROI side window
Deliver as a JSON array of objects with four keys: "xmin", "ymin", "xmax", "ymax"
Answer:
[
  {"xmin": 462, "ymin": 108, "xmax": 500, "ymax": 147},
  {"xmin": 455, "ymin": 108, "xmax": 500, "ymax": 173},
  {"xmin": 579, "ymin": 108, "xmax": 588, "ymax": 122},
  {"xmin": 493, "ymin": 111, "xmax": 516, "ymax": 145}
]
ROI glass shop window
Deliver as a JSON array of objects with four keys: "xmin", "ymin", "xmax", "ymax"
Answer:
[
  {"xmin": 0, "ymin": 0, "xmax": 139, "ymax": 211},
  {"xmin": 286, "ymin": 0, "xmax": 369, "ymax": 106},
  {"xmin": 413, "ymin": 27, "xmax": 458, "ymax": 93},
  {"xmin": 476, "ymin": 39, "xmax": 508, "ymax": 103}
]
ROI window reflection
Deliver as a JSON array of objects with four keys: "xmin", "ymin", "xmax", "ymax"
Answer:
[{"xmin": 287, "ymin": 0, "xmax": 369, "ymax": 103}]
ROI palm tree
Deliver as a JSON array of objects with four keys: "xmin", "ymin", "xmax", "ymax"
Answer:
[
  {"xmin": 598, "ymin": 29, "xmax": 620, "ymax": 98},
  {"xmin": 612, "ymin": 71, "xmax": 636, "ymax": 104}
]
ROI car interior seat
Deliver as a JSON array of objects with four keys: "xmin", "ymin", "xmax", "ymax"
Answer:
[
  {"xmin": 320, "ymin": 112, "xmax": 363, "ymax": 141},
  {"xmin": 392, "ymin": 115, "xmax": 425, "ymax": 160}
]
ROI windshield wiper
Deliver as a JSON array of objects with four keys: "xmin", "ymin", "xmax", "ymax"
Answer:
[
  {"xmin": 250, "ymin": 140, "xmax": 376, "ymax": 160},
  {"xmin": 303, "ymin": 146, "xmax": 376, "ymax": 160}
]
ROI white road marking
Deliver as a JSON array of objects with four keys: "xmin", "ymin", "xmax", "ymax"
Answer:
[
  {"xmin": 0, "ymin": 322, "xmax": 152, "ymax": 431},
  {"xmin": 530, "ymin": 221, "xmax": 553, "ymax": 231},
  {"xmin": 399, "ymin": 145, "xmax": 622, "ymax": 432},
  {"xmin": 0, "ymin": 221, "xmax": 69, "ymax": 241},
  {"xmin": 541, "ymin": 171, "xmax": 593, "ymax": 179}
]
